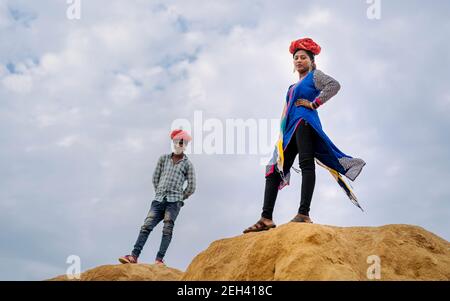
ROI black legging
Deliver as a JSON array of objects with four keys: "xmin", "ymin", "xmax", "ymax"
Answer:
[{"xmin": 262, "ymin": 119, "xmax": 317, "ymax": 219}]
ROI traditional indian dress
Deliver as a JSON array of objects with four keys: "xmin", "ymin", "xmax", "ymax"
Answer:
[{"xmin": 265, "ymin": 69, "xmax": 366, "ymax": 210}]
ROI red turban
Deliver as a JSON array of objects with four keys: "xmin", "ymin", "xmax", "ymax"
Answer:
[
  {"xmin": 170, "ymin": 129, "xmax": 192, "ymax": 142},
  {"xmin": 289, "ymin": 38, "xmax": 321, "ymax": 55}
]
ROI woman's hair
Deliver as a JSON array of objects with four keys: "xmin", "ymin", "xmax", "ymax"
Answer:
[{"xmin": 293, "ymin": 49, "xmax": 317, "ymax": 70}]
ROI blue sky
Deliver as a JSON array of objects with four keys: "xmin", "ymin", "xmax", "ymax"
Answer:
[{"xmin": 1, "ymin": 0, "xmax": 449, "ymax": 280}]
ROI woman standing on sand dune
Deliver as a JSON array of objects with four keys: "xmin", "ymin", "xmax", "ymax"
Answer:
[{"xmin": 244, "ymin": 37, "xmax": 366, "ymax": 233}]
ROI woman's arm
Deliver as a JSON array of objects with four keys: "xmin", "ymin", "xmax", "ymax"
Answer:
[{"xmin": 311, "ymin": 69, "xmax": 341, "ymax": 109}]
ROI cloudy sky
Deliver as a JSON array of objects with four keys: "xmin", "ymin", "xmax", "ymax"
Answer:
[{"xmin": 1, "ymin": 0, "xmax": 449, "ymax": 280}]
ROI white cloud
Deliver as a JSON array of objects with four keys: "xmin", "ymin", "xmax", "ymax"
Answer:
[
  {"xmin": 2, "ymin": 73, "xmax": 33, "ymax": 93},
  {"xmin": 296, "ymin": 7, "xmax": 332, "ymax": 28},
  {"xmin": 34, "ymin": 107, "xmax": 81, "ymax": 128},
  {"xmin": 0, "ymin": 64, "xmax": 6, "ymax": 77},
  {"xmin": 123, "ymin": 137, "xmax": 145, "ymax": 153},
  {"xmin": 112, "ymin": 136, "xmax": 145, "ymax": 153},
  {"xmin": 437, "ymin": 92, "xmax": 450, "ymax": 113},
  {"xmin": 109, "ymin": 74, "xmax": 140, "ymax": 105},
  {"xmin": 0, "ymin": 1, "xmax": 11, "ymax": 29},
  {"xmin": 56, "ymin": 135, "xmax": 81, "ymax": 148},
  {"xmin": 39, "ymin": 53, "xmax": 63, "ymax": 74}
]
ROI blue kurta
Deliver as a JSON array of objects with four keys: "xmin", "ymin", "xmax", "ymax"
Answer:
[{"xmin": 266, "ymin": 70, "xmax": 365, "ymax": 190}]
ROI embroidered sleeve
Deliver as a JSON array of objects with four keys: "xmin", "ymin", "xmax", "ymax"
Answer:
[{"xmin": 312, "ymin": 69, "xmax": 341, "ymax": 109}]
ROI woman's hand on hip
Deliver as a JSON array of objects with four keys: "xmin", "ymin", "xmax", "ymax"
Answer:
[{"xmin": 295, "ymin": 99, "xmax": 314, "ymax": 110}]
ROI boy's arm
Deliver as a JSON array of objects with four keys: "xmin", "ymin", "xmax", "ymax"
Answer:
[
  {"xmin": 183, "ymin": 162, "xmax": 196, "ymax": 200},
  {"xmin": 152, "ymin": 156, "xmax": 164, "ymax": 191}
]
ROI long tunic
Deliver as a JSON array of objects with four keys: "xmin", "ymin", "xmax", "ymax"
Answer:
[{"xmin": 266, "ymin": 69, "xmax": 366, "ymax": 192}]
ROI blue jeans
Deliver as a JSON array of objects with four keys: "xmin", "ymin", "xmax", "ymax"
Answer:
[{"xmin": 131, "ymin": 199, "xmax": 182, "ymax": 260}]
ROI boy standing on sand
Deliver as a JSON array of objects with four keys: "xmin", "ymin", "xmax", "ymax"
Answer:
[{"xmin": 119, "ymin": 129, "xmax": 196, "ymax": 265}]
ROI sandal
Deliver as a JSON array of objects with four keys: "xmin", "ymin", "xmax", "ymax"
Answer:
[
  {"xmin": 118, "ymin": 255, "xmax": 138, "ymax": 264},
  {"xmin": 243, "ymin": 220, "xmax": 276, "ymax": 233},
  {"xmin": 290, "ymin": 214, "xmax": 313, "ymax": 223}
]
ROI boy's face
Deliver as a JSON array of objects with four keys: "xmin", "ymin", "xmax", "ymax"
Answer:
[
  {"xmin": 173, "ymin": 139, "xmax": 188, "ymax": 154},
  {"xmin": 173, "ymin": 139, "xmax": 186, "ymax": 147}
]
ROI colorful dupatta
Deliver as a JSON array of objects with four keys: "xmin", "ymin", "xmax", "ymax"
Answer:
[{"xmin": 266, "ymin": 71, "xmax": 366, "ymax": 210}]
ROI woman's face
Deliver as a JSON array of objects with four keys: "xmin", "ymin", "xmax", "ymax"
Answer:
[{"xmin": 293, "ymin": 50, "xmax": 312, "ymax": 74}]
